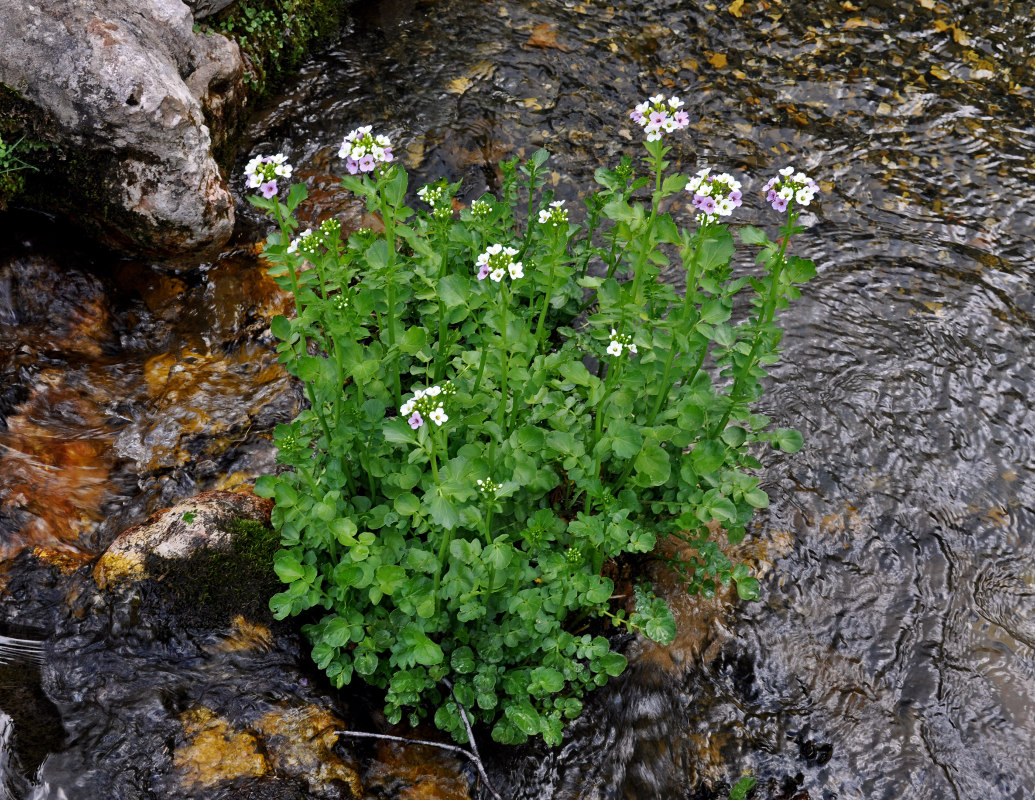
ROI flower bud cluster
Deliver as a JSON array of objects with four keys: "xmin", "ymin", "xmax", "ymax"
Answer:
[
  {"xmin": 470, "ymin": 199, "xmax": 492, "ymax": 218},
  {"xmin": 537, "ymin": 200, "xmax": 568, "ymax": 228},
  {"xmin": 400, "ymin": 382, "xmax": 456, "ymax": 429},
  {"xmin": 763, "ymin": 166, "xmax": 820, "ymax": 213},
  {"xmin": 629, "ymin": 94, "xmax": 690, "ymax": 142},
  {"xmin": 476, "ymin": 477, "xmax": 502, "ymax": 495},
  {"xmin": 687, "ymin": 168, "xmax": 744, "ymax": 224},
  {"xmin": 286, "ymin": 218, "xmax": 342, "ymax": 258},
  {"xmin": 476, "ymin": 243, "xmax": 523, "ymax": 282},
  {"xmin": 338, "ymin": 126, "xmax": 394, "ymax": 175},
  {"xmin": 606, "ymin": 328, "xmax": 638, "ymax": 358},
  {"xmin": 418, "ymin": 180, "xmax": 454, "ymax": 220},
  {"xmin": 245, "ymin": 153, "xmax": 293, "ymax": 199}
]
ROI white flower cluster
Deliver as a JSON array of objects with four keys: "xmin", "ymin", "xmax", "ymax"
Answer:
[
  {"xmin": 537, "ymin": 200, "xmax": 568, "ymax": 228},
  {"xmin": 400, "ymin": 382, "xmax": 456, "ymax": 429},
  {"xmin": 244, "ymin": 153, "xmax": 293, "ymax": 198},
  {"xmin": 338, "ymin": 126, "xmax": 394, "ymax": 175},
  {"xmin": 763, "ymin": 166, "xmax": 820, "ymax": 212},
  {"xmin": 606, "ymin": 328, "xmax": 638, "ymax": 358},
  {"xmin": 629, "ymin": 94, "xmax": 691, "ymax": 142},
  {"xmin": 470, "ymin": 199, "xmax": 492, "ymax": 218},
  {"xmin": 687, "ymin": 168, "xmax": 744, "ymax": 224},
  {"xmin": 476, "ymin": 243, "xmax": 523, "ymax": 282}
]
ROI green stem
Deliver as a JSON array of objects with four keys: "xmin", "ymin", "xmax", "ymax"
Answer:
[
  {"xmin": 710, "ymin": 212, "xmax": 796, "ymax": 436},
  {"xmin": 273, "ymin": 200, "xmax": 333, "ymax": 446}
]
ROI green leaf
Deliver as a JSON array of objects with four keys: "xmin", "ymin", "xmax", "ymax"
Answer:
[
  {"xmin": 354, "ymin": 649, "xmax": 378, "ymax": 676},
  {"xmin": 744, "ymin": 488, "xmax": 769, "ymax": 508},
  {"xmin": 505, "ymin": 700, "xmax": 542, "ymax": 736},
  {"xmin": 428, "ymin": 492, "xmax": 459, "ymax": 530},
  {"xmin": 365, "ymin": 239, "xmax": 390, "ymax": 270},
  {"xmin": 270, "ymin": 315, "xmax": 292, "ymax": 341},
  {"xmin": 400, "ymin": 326, "xmax": 427, "ymax": 355},
  {"xmin": 598, "ymin": 651, "xmax": 628, "ymax": 677},
  {"xmin": 634, "ymin": 442, "xmax": 670, "ymax": 486},
  {"xmin": 734, "ymin": 575, "xmax": 760, "ymax": 601},
  {"xmin": 608, "ymin": 421, "xmax": 643, "ymax": 459},
  {"xmin": 690, "ymin": 439, "xmax": 726, "ymax": 474},
  {"xmin": 483, "ymin": 542, "xmax": 513, "ymax": 571},
  {"xmin": 738, "ymin": 226, "xmax": 770, "ymax": 246},
  {"xmin": 438, "ymin": 274, "xmax": 469, "ymax": 309},
  {"xmin": 285, "ymin": 182, "xmax": 308, "ymax": 212},
  {"xmin": 394, "ymin": 492, "xmax": 421, "ymax": 515},
  {"xmin": 773, "ymin": 428, "xmax": 803, "ymax": 452},
  {"xmin": 697, "ymin": 228, "xmax": 735, "ymax": 270},
  {"xmin": 273, "ymin": 551, "xmax": 305, "ymax": 583},
  {"xmin": 451, "ymin": 646, "xmax": 476, "ymax": 674},
  {"xmin": 729, "ymin": 776, "xmax": 757, "ymax": 800},
  {"xmin": 584, "ymin": 577, "xmax": 614, "ymax": 604},
  {"xmin": 253, "ymin": 474, "xmax": 276, "ymax": 498}
]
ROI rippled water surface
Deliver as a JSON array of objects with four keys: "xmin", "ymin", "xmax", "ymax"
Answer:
[{"xmin": 3, "ymin": 0, "xmax": 1035, "ymax": 796}]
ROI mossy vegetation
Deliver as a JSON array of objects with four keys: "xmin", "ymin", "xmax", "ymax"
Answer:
[
  {"xmin": 0, "ymin": 85, "xmax": 52, "ymax": 208},
  {"xmin": 201, "ymin": 0, "xmax": 348, "ymax": 97},
  {"xmin": 143, "ymin": 516, "xmax": 283, "ymax": 631}
]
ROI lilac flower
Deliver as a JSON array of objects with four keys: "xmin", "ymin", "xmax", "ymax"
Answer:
[
  {"xmin": 629, "ymin": 94, "xmax": 691, "ymax": 141},
  {"xmin": 764, "ymin": 166, "xmax": 820, "ymax": 212},
  {"xmin": 475, "ymin": 243, "xmax": 522, "ymax": 285},
  {"xmin": 398, "ymin": 383, "xmax": 457, "ymax": 433},
  {"xmin": 686, "ymin": 168, "xmax": 744, "ymax": 224},
  {"xmin": 338, "ymin": 127, "xmax": 394, "ymax": 175},
  {"xmin": 244, "ymin": 153, "xmax": 293, "ymax": 196}
]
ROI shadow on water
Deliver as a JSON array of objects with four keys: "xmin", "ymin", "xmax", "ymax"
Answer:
[{"xmin": 2, "ymin": 0, "xmax": 1035, "ymax": 796}]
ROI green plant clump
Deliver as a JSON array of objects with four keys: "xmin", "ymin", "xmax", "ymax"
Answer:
[
  {"xmin": 205, "ymin": 0, "xmax": 342, "ymax": 94},
  {"xmin": 0, "ymin": 132, "xmax": 39, "ymax": 206},
  {"xmin": 250, "ymin": 97, "xmax": 818, "ymax": 746}
]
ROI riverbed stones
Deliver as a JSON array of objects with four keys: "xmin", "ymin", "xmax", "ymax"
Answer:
[{"xmin": 0, "ymin": 0, "xmax": 244, "ymax": 257}]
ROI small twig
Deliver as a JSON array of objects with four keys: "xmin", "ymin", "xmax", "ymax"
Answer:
[
  {"xmin": 443, "ymin": 679, "xmax": 504, "ymax": 800},
  {"xmin": 336, "ymin": 720, "xmax": 504, "ymax": 800}
]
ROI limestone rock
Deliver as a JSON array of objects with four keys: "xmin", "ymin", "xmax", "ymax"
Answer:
[
  {"xmin": 184, "ymin": 0, "xmax": 240, "ymax": 19},
  {"xmin": 0, "ymin": 0, "xmax": 245, "ymax": 257}
]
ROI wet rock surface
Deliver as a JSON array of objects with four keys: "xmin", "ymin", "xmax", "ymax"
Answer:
[
  {"xmin": 10, "ymin": 492, "xmax": 369, "ymax": 800},
  {"xmin": 0, "ymin": 0, "xmax": 244, "ymax": 256}
]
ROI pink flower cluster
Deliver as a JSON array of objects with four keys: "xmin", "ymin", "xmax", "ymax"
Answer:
[
  {"xmin": 686, "ymin": 168, "xmax": 743, "ymax": 224},
  {"xmin": 244, "ymin": 153, "xmax": 293, "ymax": 199},
  {"xmin": 629, "ymin": 95, "xmax": 690, "ymax": 142},
  {"xmin": 338, "ymin": 126, "xmax": 394, "ymax": 175},
  {"xmin": 763, "ymin": 167, "xmax": 820, "ymax": 213}
]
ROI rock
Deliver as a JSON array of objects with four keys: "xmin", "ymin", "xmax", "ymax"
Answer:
[
  {"xmin": 184, "ymin": 0, "xmax": 240, "ymax": 19},
  {"xmin": 0, "ymin": 0, "xmax": 245, "ymax": 257}
]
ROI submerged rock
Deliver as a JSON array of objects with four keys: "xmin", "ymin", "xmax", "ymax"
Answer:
[{"xmin": 0, "ymin": 0, "xmax": 244, "ymax": 257}]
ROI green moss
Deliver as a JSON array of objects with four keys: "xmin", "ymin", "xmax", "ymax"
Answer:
[
  {"xmin": 143, "ymin": 516, "xmax": 283, "ymax": 631},
  {"xmin": 203, "ymin": 0, "xmax": 348, "ymax": 99}
]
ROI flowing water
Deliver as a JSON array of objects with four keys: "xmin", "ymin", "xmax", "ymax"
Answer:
[{"xmin": 2, "ymin": 0, "xmax": 1035, "ymax": 797}]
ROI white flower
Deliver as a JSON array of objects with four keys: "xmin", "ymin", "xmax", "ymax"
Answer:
[
  {"xmin": 669, "ymin": 96, "xmax": 684, "ymax": 108},
  {"xmin": 607, "ymin": 340, "xmax": 624, "ymax": 357},
  {"xmin": 426, "ymin": 385, "xmax": 442, "ymax": 397},
  {"xmin": 400, "ymin": 399, "xmax": 415, "ymax": 415},
  {"xmin": 490, "ymin": 267, "xmax": 506, "ymax": 282},
  {"xmin": 779, "ymin": 166, "xmax": 795, "ymax": 176},
  {"xmin": 627, "ymin": 343, "xmax": 638, "ymax": 355},
  {"xmin": 429, "ymin": 406, "xmax": 448, "ymax": 426},
  {"xmin": 508, "ymin": 261, "xmax": 524, "ymax": 280},
  {"xmin": 795, "ymin": 188, "xmax": 813, "ymax": 205}
]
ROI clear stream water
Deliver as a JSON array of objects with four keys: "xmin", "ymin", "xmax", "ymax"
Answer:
[{"xmin": 2, "ymin": 0, "xmax": 1035, "ymax": 797}]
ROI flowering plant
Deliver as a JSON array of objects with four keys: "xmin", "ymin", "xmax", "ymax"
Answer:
[{"xmin": 250, "ymin": 96, "xmax": 818, "ymax": 747}]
